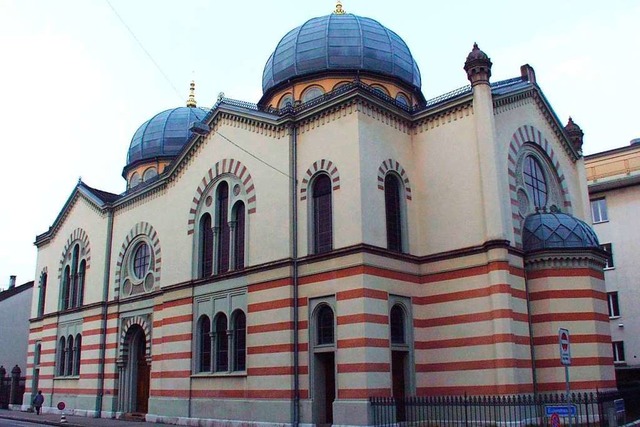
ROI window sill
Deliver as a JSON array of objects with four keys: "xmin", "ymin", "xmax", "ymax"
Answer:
[
  {"xmin": 53, "ymin": 375, "xmax": 80, "ymax": 380},
  {"xmin": 609, "ymin": 316, "xmax": 621, "ymax": 320},
  {"xmin": 614, "ymin": 361, "xmax": 627, "ymax": 366},
  {"xmin": 604, "ymin": 267, "xmax": 615, "ymax": 271},
  {"xmin": 592, "ymin": 220, "xmax": 609, "ymax": 225},
  {"xmin": 192, "ymin": 371, "xmax": 247, "ymax": 378}
]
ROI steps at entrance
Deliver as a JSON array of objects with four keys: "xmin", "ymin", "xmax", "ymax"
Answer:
[{"xmin": 120, "ymin": 412, "xmax": 147, "ymax": 422}]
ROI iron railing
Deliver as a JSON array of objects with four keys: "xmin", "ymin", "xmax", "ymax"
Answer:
[{"xmin": 370, "ymin": 389, "xmax": 639, "ymax": 427}]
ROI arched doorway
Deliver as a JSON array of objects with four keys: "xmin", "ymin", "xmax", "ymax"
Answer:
[
  {"xmin": 120, "ymin": 325, "xmax": 150, "ymax": 414},
  {"xmin": 311, "ymin": 303, "xmax": 336, "ymax": 425}
]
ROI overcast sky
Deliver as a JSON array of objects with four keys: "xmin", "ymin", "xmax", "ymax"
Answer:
[{"xmin": 0, "ymin": 0, "xmax": 638, "ymax": 286}]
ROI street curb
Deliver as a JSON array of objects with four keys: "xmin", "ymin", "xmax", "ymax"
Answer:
[{"xmin": 0, "ymin": 414, "xmax": 84, "ymax": 427}]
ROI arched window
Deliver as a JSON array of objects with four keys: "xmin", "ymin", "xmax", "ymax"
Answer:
[
  {"xmin": 133, "ymin": 242, "xmax": 151, "ymax": 279},
  {"xmin": 302, "ymin": 86, "xmax": 325, "ymax": 103},
  {"xmin": 34, "ymin": 343, "xmax": 41, "ymax": 366},
  {"xmin": 199, "ymin": 214, "xmax": 213, "ymax": 277},
  {"xmin": 70, "ymin": 245, "xmax": 79, "ymax": 308},
  {"xmin": 73, "ymin": 334, "xmax": 82, "ymax": 375},
  {"xmin": 61, "ymin": 242, "xmax": 87, "ymax": 310},
  {"xmin": 62, "ymin": 266, "xmax": 71, "ymax": 310},
  {"xmin": 523, "ymin": 155, "xmax": 548, "ymax": 209},
  {"xmin": 371, "ymin": 84, "xmax": 390, "ymax": 96},
  {"xmin": 198, "ymin": 315, "xmax": 211, "ymax": 373},
  {"xmin": 385, "ymin": 174, "xmax": 403, "ymax": 252},
  {"xmin": 130, "ymin": 172, "xmax": 141, "ymax": 188},
  {"xmin": 232, "ymin": 310, "xmax": 246, "ymax": 371},
  {"xmin": 396, "ymin": 93, "xmax": 410, "ymax": 107},
  {"xmin": 390, "ymin": 305, "xmax": 405, "ymax": 344},
  {"xmin": 233, "ymin": 202, "xmax": 246, "ymax": 270},
  {"xmin": 143, "ymin": 167, "xmax": 157, "ymax": 181},
  {"xmin": 278, "ymin": 93, "xmax": 294, "ymax": 109},
  {"xmin": 317, "ymin": 305, "xmax": 334, "ymax": 345},
  {"xmin": 57, "ymin": 337, "xmax": 66, "ymax": 376},
  {"xmin": 312, "ymin": 174, "xmax": 333, "ymax": 254},
  {"xmin": 216, "ymin": 182, "xmax": 230, "ymax": 274},
  {"xmin": 38, "ymin": 272, "xmax": 47, "ymax": 317},
  {"xmin": 66, "ymin": 335, "xmax": 74, "ymax": 376},
  {"xmin": 77, "ymin": 260, "xmax": 86, "ymax": 307},
  {"xmin": 215, "ymin": 313, "xmax": 228, "ymax": 372}
]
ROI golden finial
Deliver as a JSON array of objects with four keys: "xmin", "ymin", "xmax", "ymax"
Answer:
[
  {"xmin": 186, "ymin": 80, "xmax": 197, "ymax": 108},
  {"xmin": 334, "ymin": 1, "xmax": 345, "ymax": 14}
]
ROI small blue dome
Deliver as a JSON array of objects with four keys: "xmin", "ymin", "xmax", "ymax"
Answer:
[
  {"xmin": 262, "ymin": 13, "xmax": 421, "ymax": 95},
  {"xmin": 522, "ymin": 212, "xmax": 599, "ymax": 252},
  {"xmin": 126, "ymin": 106, "xmax": 209, "ymax": 169}
]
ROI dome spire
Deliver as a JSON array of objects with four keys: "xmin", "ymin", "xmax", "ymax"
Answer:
[
  {"xmin": 334, "ymin": 1, "xmax": 346, "ymax": 14},
  {"xmin": 186, "ymin": 80, "xmax": 197, "ymax": 108}
]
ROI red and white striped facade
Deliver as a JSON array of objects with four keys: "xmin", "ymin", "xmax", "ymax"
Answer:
[{"xmin": 25, "ymin": 43, "xmax": 615, "ymax": 427}]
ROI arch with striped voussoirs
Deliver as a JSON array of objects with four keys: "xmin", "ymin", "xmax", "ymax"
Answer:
[
  {"xmin": 377, "ymin": 159, "xmax": 412, "ymax": 200},
  {"xmin": 300, "ymin": 159, "xmax": 340, "ymax": 201},
  {"xmin": 114, "ymin": 222, "xmax": 161, "ymax": 298},
  {"xmin": 58, "ymin": 228, "xmax": 91, "ymax": 279},
  {"xmin": 187, "ymin": 158, "xmax": 257, "ymax": 235},
  {"xmin": 118, "ymin": 314, "xmax": 152, "ymax": 362},
  {"xmin": 508, "ymin": 124, "xmax": 572, "ymax": 247}
]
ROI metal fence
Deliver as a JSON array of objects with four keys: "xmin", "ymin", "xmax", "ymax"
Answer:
[{"xmin": 370, "ymin": 389, "xmax": 639, "ymax": 427}]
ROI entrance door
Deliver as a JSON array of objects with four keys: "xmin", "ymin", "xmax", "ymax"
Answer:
[
  {"xmin": 136, "ymin": 335, "xmax": 150, "ymax": 413},
  {"xmin": 313, "ymin": 352, "xmax": 335, "ymax": 425},
  {"xmin": 124, "ymin": 326, "xmax": 150, "ymax": 414},
  {"xmin": 391, "ymin": 351, "xmax": 407, "ymax": 421}
]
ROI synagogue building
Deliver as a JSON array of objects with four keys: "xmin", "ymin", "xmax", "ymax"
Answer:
[{"xmin": 25, "ymin": 3, "xmax": 615, "ymax": 425}]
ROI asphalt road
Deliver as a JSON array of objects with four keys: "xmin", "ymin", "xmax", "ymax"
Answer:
[{"xmin": 0, "ymin": 419, "xmax": 50, "ymax": 426}]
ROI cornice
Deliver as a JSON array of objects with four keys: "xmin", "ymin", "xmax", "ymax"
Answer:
[
  {"xmin": 494, "ymin": 86, "xmax": 579, "ymax": 163},
  {"xmin": 524, "ymin": 248, "xmax": 607, "ymax": 271}
]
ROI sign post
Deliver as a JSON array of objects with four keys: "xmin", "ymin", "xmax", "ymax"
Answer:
[{"xmin": 559, "ymin": 328, "xmax": 571, "ymax": 427}]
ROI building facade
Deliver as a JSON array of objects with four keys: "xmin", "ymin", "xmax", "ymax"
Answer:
[
  {"xmin": 585, "ymin": 140, "xmax": 640, "ymax": 387},
  {"xmin": 25, "ymin": 5, "xmax": 615, "ymax": 426},
  {"xmin": 0, "ymin": 277, "xmax": 33, "ymax": 377}
]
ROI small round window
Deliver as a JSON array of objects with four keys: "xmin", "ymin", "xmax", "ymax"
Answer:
[
  {"xmin": 523, "ymin": 156, "xmax": 548, "ymax": 208},
  {"xmin": 133, "ymin": 243, "xmax": 150, "ymax": 279}
]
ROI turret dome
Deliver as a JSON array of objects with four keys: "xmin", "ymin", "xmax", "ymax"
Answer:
[
  {"xmin": 125, "ymin": 106, "xmax": 209, "ymax": 173},
  {"xmin": 522, "ymin": 212, "xmax": 599, "ymax": 252}
]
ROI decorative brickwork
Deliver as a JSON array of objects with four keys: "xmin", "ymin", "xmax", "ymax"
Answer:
[
  {"xmin": 114, "ymin": 222, "xmax": 161, "ymax": 297},
  {"xmin": 377, "ymin": 159, "xmax": 412, "ymax": 200},
  {"xmin": 58, "ymin": 228, "xmax": 90, "ymax": 279},
  {"xmin": 300, "ymin": 159, "xmax": 340, "ymax": 201},
  {"xmin": 508, "ymin": 125, "xmax": 571, "ymax": 247},
  {"xmin": 187, "ymin": 159, "xmax": 256, "ymax": 235},
  {"xmin": 118, "ymin": 314, "xmax": 152, "ymax": 362}
]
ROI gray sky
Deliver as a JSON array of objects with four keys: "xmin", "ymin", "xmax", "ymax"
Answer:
[{"xmin": 1, "ymin": 0, "xmax": 638, "ymax": 285}]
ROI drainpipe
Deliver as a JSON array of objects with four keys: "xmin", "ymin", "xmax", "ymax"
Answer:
[
  {"xmin": 290, "ymin": 123, "xmax": 300, "ymax": 427},
  {"xmin": 95, "ymin": 209, "xmax": 114, "ymax": 417}
]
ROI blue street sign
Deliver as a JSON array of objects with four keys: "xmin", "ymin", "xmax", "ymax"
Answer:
[
  {"xmin": 545, "ymin": 405, "xmax": 577, "ymax": 416},
  {"xmin": 615, "ymin": 398, "xmax": 625, "ymax": 413}
]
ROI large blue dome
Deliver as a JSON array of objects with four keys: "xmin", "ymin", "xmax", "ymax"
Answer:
[
  {"xmin": 126, "ymin": 106, "xmax": 209, "ymax": 169},
  {"xmin": 522, "ymin": 212, "xmax": 600, "ymax": 252},
  {"xmin": 262, "ymin": 13, "xmax": 421, "ymax": 95}
]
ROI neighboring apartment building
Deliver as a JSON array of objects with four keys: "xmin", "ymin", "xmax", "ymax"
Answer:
[
  {"xmin": 585, "ymin": 139, "xmax": 640, "ymax": 387},
  {"xmin": 0, "ymin": 276, "xmax": 34, "ymax": 374},
  {"xmin": 25, "ymin": 4, "xmax": 615, "ymax": 426}
]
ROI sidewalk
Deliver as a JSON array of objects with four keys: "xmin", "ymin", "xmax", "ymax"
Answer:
[{"xmin": 0, "ymin": 409, "xmax": 160, "ymax": 426}]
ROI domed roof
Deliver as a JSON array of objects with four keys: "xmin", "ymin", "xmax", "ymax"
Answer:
[
  {"xmin": 261, "ymin": 13, "xmax": 421, "ymax": 95},
  {"xmin": 522, "ymin": 212, "xmax": 599, "ymax": 252},
  {"xmin": 126, "ymin": 106, "xmax": 209, "ymax": 169}
]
